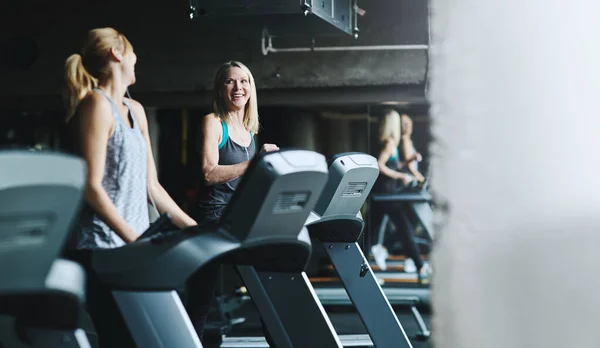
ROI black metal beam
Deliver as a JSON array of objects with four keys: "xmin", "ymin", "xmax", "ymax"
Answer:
[{"xmin": 0, "ymin": 85, "xmax": 427, "ymax": 113}]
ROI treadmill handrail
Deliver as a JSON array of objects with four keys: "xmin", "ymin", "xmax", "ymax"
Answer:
[
  {"xmin": 371, "ymin": 192, "xmax": 433, "ymax": 202},
  {"xmin": 306, "ymin": 213, "xmax": 362, "ymax": 225},
  {"xmin": 92, "ymin": 150, "xmax": 328, "ymax": 290},
  {"xmin": 92, "ymin": 228, "xmax": 240, "ymax": 289}
]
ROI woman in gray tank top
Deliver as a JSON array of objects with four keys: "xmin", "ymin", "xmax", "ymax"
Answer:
[
  {"xmin": 63, "ymin": 28, "xmax": 197, "ymax": 347},
  {"xmin": 190, "ymin": 61, "xmax": 279, "ymax": 344}
]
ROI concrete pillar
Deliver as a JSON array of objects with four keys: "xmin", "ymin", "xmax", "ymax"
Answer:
[
  {"xmin": 429, "ymin": 1, "xmax": 600, "ymax": 348},
  {"xmin": 350, "ymin": 119, "xmax": 370, "ymax": 155},
  {"xmin": 327, "ymin": 118, "xmax": 351, "ymax": 157},
  {"xmin": 283, "ymin": 110, "xmax": 318, "ymax": 151}
]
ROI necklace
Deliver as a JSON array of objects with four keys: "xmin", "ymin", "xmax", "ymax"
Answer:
[
  {"xmin": 230, "ymin": 115, "xmax": 244, "ymax": 129},
  {"xmin": 229, "ymin": 117, "xmax": 250, "ymax": 147}
]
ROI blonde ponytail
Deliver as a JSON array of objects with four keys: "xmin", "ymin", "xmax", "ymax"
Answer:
[
  {"xmin": 380, "ymin": 109, "xmax": 401, "ymax": 146},
  {"xmin": 63, "ymin": 28, "xmax": 133, "ymax": 121},
  {"xmin": 64, "ymin": 53, "xmax": 98, "ymax": 122}
]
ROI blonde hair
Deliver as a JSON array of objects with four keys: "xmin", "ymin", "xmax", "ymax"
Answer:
[
  {"xmin": 64, "ymin": 28, "xmax": 132, "ymax": 121},
  {"xmin": 212, "ymin": 61, "xmax": 260, "ymax": 134},
  {"xmin": 379, "ymin": 109, "xmax": 401, "ymax": 146}
]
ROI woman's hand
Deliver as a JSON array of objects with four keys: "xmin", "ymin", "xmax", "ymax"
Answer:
[
  {"xmin": 411, "ymin": 152, "xmax": 423, "ymax": 162},
  {"xmin": 123, "ymin": 227, "xmax": 141, "ymax": 243},
  {"xmin": 261, "ymin": 143, "xmax": 280, "ymax": 152},
  {"xmin": 396, "ymin": 172, "xmax": 414, "ymax": 186}
]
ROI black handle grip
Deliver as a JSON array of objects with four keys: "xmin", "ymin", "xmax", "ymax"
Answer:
[{"xmin": 138, "ymin": 213, "xmax": 173, "ymax": 241}]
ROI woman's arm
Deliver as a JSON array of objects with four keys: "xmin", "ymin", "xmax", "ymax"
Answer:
[
  {"xmin": 77, "ymin": 94, "xmax": 140, "ymax": 243},
  {"xmin": 378, "ymin": 139, "xmax": 412, "ymax": 183},
  {"xmin": 397, "ymin": 157, "xmax": 415, "ymax": 169},
  {"xmin": 129, "ymin": 99, "xmax": 197, "ymax": 229},
  {"xmin": 401, "ymin": 137, "xmax": 425, "ymax": 182},
  {"xmin": 200, "ymin": 114, "xmax": 250, "ymax": 185}
]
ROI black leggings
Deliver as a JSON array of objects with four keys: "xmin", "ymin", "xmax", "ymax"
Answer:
[
  {"xmin": 184, "ymin": 264, "xmax": 220, "ymax": 342},
  {"xmin": 184, "ymin": 217, "xmax": 221, "ymax": 343},
  {"xmin": 369, "ymin": 184, "xmax": 426, "ymax": 272},
  {"xmin": 390, "ymin": 205, "xmax": 425, "ymax": 271},
  {"xmin": 68, "ymin": 245, "xmax": 220, "ymax": 346},
  {"xmin": 67, "ymin": 249, "xmax": 136, "ymax": 348}
]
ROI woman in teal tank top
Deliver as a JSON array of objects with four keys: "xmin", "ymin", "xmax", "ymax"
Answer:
[
  {"xmin": 190, "ymin": 61, "xmax": 279, "ymax": 345},
  {"xmin": 375, "ymin": 109, "xmax": 415, "ymax": 192},
  {"xmin": 196, "ymin": 61, "xmax": 278, "ymax": 228},
  {"xmin": 371, "ymin": 109, "xmax": 428, "ymax": 278}
]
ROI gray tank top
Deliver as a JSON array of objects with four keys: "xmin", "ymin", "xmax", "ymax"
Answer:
[
  {"xmin": 76, "ymin": 89, "xmax": 149, "ymax": 249},
  {"xmin": 195, "ymin": 120, "xmax": 256, "ymax": 227}
]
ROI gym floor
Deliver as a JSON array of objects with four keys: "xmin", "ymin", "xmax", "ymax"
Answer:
[
  {"xmin": 0, "ymin": 306, "xmax": 431, "ymax": 348},
  {"xmin": 228, "ymin": 306, "xmax": 432, "ymax": 348}
]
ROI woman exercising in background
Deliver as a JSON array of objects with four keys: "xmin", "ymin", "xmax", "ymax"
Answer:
[
  {"xmin": 195, "ymin": 60, "xmax": 279, "ymax": 227},
  {"xmin": 376, "ymin": 109, "xmax": 416, "ymax": 192},
  {"xmin": 371, "ymin": 109, "xmax": 427, "ymax": 275},
  {"xmin": 188, "ymin": 61, "xmax": 279, "ymax": 343}
]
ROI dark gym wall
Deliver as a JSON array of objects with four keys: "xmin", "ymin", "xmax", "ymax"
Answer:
[
  {"xmin": 0, "ymin": 0, "xmax": 429, "ymax": 110},
  {"xmin": 0, "ymin": 1, "xmax": 432, "ymax": 213}
]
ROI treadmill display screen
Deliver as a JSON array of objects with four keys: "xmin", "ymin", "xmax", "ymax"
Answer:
[
  {"xmin": 0, "ymin": 214, "xmax": 51, "ymax": 248},
  {"xmin": 273, "ymin": 191, "xmax": 311, "ymax": 214},
  {"xmin": 342, "ymin": 182, "xmax": 367, "ymax": 197}
]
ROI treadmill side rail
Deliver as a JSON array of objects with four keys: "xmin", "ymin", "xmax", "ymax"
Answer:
[
  {"xmin": 25, "ymin": 327, "xmax": 92, "ymax": 348},
  {"xmin": 237, "ymin": 266, "xmax": 343, "ymax": 348},
  {"xmin": 325, "ymin": 243, "xmax": 413, "ymax": 348},
  {"xmin": 113, "ymin": 290, "xmax": 203, "ymax": 348}
]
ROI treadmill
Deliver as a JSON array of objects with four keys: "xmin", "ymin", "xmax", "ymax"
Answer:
[
  {"xmin": 89, "ymin": 150, "xmax": 340, "ymax": 348},
  {"xmin": 369, "ymin": 190, "xmax": 434, "ymax": 287},
  {"xmin": 221, "ymin": 153, "xmax": 426, "ymax": 348},
  {"xmin": 0, "ymin": 151, "xmax": 91, "ymax": 348},
  {"xmin": 308, "ymin": 153, "xmax": 430, "ymax": 344},
  {"xmin": 371, "ymin": 191, "xmax": 435, "ymax": 241}
]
